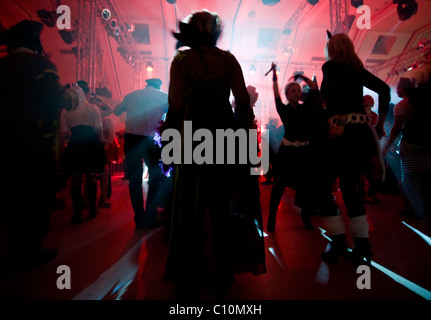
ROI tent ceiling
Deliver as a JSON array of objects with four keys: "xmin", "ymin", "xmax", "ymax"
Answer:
[{"xmin": 1, "ymin": 0, "xmax": 430, "ymax": 121}]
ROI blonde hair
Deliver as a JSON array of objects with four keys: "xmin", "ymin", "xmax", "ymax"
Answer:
[
  {"xmin": 325, "ymin": 33, "xmax": 363, "ymax": 71},
  {"xmin": 284, "ymin": 82, "xmax": 301, "ymax": 99},
  {"xmin": 65, "ymin": 86, "xmax": 85, "ymax": 110}
]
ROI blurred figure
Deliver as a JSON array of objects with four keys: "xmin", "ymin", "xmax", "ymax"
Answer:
[
  {"xmin": 267, "ymin": 63, "xmax": 328, "ymax": 232},
  {"xmin": 76, "ymin": 80, "xmax": 113, "ymax": 209},
  {"xmin": 114, "ymin": 78, "xmax": 168, "ymax": 229},
  {"xmin": 262, "ymin": 118, "xmax": 283, "ymax": 185},
  {"xmin": 384, "ymin": 76, "xmax": 430, "ymax": 218},
  {"xmin": 99, "ymin": 114, "xmax": 116, "ymax": 207},
  {"xmin": 162, "ymin": 10, "xmax": 266, "ymax": 291},
  {"xmin": 84, "ymin": 81, "xmax": 118, "ymax": 207},
  {"xmin": 246, "ymin": 85, "xmax": 259, "ymax": 108},
  {"xmin": 60, "ymin": 85, "xmax": 107, "ymax": 224},
  {"xmin": 402, "ymin": 72, "xmax": 431, "ymax": 219},
  {"xmin": 319, "ymin": 32, "xmax": 390, "ymax": 265},
  {"xmin": 116, "ymin": 129, "xmax": 127, "ymax": 179},
  {"xmin": 0, "ymin": 20, "xmax": 69, "ymax": 269},
  {"xmin": 359, "ymin": 95, "xmax": 382, "ymax": 204},
  {"xmin": 363, "ymin": 95, "xmax": 378, "ymax": 126}
]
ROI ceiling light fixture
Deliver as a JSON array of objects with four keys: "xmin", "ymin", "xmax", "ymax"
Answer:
[
  {"xmin": 283, "ymin": 29, "xmax": 292, "ymax": 37},
  {"xmin": 146, "ymin": 62, "xmax": 154, "ymax": 72},
  {"xmin": 113, "ymin": 26, "xmax": 120, "ymax": 37},
  {"xmin": 110, "ymin": 19, "xmax": 117, "ymax": 29},
  {"xmin": 282, "ymin": 46, "xmax": 294, "ymax": 56},
  {"xmin": 407, "ymin": 62, "xmax": 419, "ymax": 71},
  {"xmin": 127, "ymin": 23, "xmax": 135, "ymax": 33},
  {"xmin": 394, "ymin": 0, "xmax": 418, "ymax": 21},
  {"xmin": 262, "ymin": 0, "xmax": 280, "ymax": 6},
  {"xmin": 101, "ymin": 8, "xmax": 111, "ymax": 21},
  {"xmin": 351, "ymin": 0, "xmax": 364, "ymax": 8}
]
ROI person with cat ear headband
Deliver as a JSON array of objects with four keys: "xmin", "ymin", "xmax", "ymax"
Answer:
[{"xmin": 319, "ymin": 32, "xmax": 391, "ymax": 266}]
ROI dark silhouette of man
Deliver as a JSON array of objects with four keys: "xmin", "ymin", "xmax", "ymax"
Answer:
[
  {"xmin": 114, "ymin": 79, "xmax": 168, "ymax": 229},
  {"xmin": 0, "ymin": 20, "xmax": 69, "ymax": 270}
]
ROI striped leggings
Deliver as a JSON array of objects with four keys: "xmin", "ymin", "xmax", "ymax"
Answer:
[{"xmin": 399, "ymin": 139, "xmax": 431, "ymax": 218}]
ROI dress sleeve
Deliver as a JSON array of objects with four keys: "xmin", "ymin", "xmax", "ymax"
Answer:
[
  {"xmin": 320, "ymin": 63, "xmax": 331, "ymax": 103},
  {"xmin": 165, "ymin": 54, "xmax": 186, "ymax": 131},
  {"xmin": 229, "ymin": 54, "xmax": 252, "ymax": 128},
  {"xmin": 230, "ymin": 55, "xmax": 249, "ymax": 111},
  {"xmin": 362, "ymin": 68, "xmax": 390, "ymax": 115},
  {"xmin": 275, "ymin": 97, "xmax": 287, "ymax": 121}
]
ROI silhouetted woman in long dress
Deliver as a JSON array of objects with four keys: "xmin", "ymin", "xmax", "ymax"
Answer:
[{"xmin": 162, "ymin": 10, "xmax": 266, "ymax": 290}]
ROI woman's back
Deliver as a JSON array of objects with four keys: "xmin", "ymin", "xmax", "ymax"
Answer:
[
  {"xmin": 168, "ymin": 47, "xmax": 249, "ymax": 130},
  {"xmin": 321, "ymin": 61, "xmax": 365, "ymax": 116}
]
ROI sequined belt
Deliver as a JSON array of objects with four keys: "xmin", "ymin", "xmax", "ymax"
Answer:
[
  {"xmin": 328, "ymin": 113, "xmax": 370, "ymax": 129},
  {"xmin": 281, "ymin": 138, "xmax": 310, "ymax": 147}
]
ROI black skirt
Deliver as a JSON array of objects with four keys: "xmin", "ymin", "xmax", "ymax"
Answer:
[
  {"xmin": 273, "ymin": 144, "xmax": 312, "ymax": 189},
  {"xmin": 61, "ymin": 125, "xmax": 107, "ymax": 174}
]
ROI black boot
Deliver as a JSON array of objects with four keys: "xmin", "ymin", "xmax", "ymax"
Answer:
[
  {"xmin": 350, "ymin": 238, "xmax": 373, "ymax": 265},
  {"xmin": 300, "ymin": 209, "xmax": 315, "ymax": 231},
  {"xmin": 267, "ymin": 184, "xmax": 284, "ymax": 232},
  {"xmin": 267, "ymin": 211, "xmax": 276, "ymax": 232},
  {"xmin": 107, "ymin": 174, "xmax": 112, "ymax": 199},
  {"xmin": 70, "ymin": 186, "xmax": 83, "ymax": 224},
  {"xmin": 321, "ymin": 234, "xmax": 349, "ymax": 262},
  {"xmin": 87, "ymin": 182, "xmax": 98, "ymax": 219}
]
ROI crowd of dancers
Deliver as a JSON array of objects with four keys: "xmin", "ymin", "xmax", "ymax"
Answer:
[{"xmin": 1, "ymin": 10, "xmax": 430, "ymax": 293}]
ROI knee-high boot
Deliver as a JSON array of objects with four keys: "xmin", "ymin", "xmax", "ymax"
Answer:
[
  {"xmin": 87, "ymin": 182, "xmax": 98, "ymax": 219},
  {"xmin": 107, "ymin": 173, "xmax": 112, "ymax": 199},
  {"xmin": 321, "ymin": 215, "xmax": 348, "ymax": 262},
  {"xmin": 267, "ymin": 184, "xmax": 285, "ymax": 232},
  {"xmin": 70, "ymin": 186, "xmax": 83, "ymax": 224},
  {"xmin": 349, "ymin": 215, "xmax": 372, "ymax": 265},
  {"xmin": 300, "ymin": 209, "xmax": 315, "ymax": 231}
]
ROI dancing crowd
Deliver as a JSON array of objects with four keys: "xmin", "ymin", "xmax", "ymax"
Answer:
[{"xmin": 1, "ymin": 10, "xmax": 430, "ymax": 292}]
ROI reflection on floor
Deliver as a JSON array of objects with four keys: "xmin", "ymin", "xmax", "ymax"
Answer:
[{"xmin": 1, "ymin": 172, "xmax": 430, "ymax": 301}]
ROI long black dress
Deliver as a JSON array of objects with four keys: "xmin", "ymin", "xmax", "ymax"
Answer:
[{"xmin": 163, "ymin": 46, "xmax": 266, "ymax": 289}]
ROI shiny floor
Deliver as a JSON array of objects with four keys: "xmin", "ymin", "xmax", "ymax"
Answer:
[{"xmin": 1, "ymin": 172, "xmax": 430, "ymax": 301}]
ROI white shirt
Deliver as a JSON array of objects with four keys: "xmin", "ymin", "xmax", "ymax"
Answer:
[
  {"xmin": 113, "ymin": 86, "xmax": 168, "ymax": 136},
  {"xmin": 60, "ymin": 101, "xmax": 103, "ymax": 133}
]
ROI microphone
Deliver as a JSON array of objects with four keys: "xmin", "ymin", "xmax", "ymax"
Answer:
[{"xmin": 265, "ymin": 62, "xmax": 275, "ymax": 76}]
